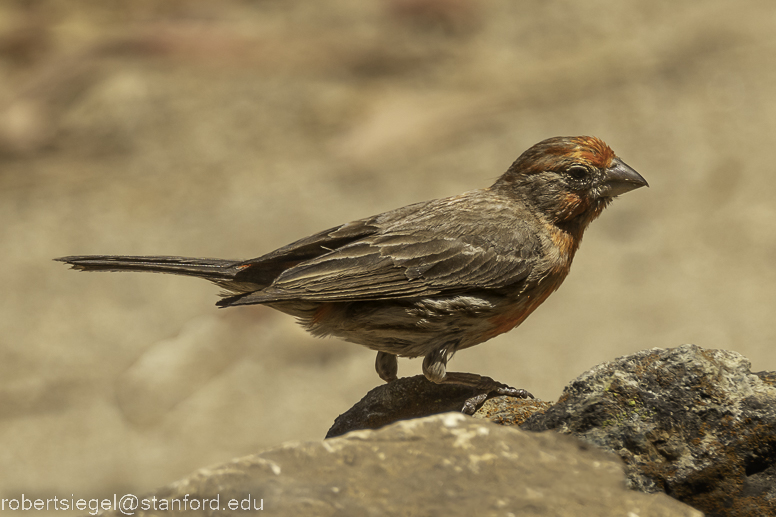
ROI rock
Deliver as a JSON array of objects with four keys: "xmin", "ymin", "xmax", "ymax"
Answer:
[
  {"xmin": 92, "ymin": 345, "xmax": 775, "ymax": 516},
  {"xmin": 522, "ymin": 344, "xmax": 776, "ymax": 517},
  {"xmin": 326, "ymin": 374, "xmax": 550, "ymax": 438},
  {"xmin": 98, "ymin": 414, "xmax": 700, "ymax": 517},
  {"xmin": 473, "ymin": 392, "xmax": 553, "ymax": 427}
]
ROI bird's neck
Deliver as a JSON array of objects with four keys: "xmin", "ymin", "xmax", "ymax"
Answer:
[{"xmin": 554, "ymin": 197, "xmax": 609, "ymax": 239}]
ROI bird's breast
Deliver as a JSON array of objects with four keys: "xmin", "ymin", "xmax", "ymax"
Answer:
[
  {"xmin": 481, "ymin": 224, "xmax": 577, "ymax": 340},
  {"xmin": 481, "ymin": 285, "xmax": 556, "ymax": 340}
]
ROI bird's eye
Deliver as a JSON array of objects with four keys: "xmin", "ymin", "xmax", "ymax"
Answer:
[{"xmin": 567, "ymin": 166, "xmax": 588, "ymax": 180}]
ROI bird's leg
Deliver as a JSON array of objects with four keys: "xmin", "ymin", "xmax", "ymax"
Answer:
[
  {"xmin": 422, "ymin": 348, "xmax": 533, "ymax": 415},
  {"xmin": 375, "ymin": 351, "xmax": 398, "ymax": 382}
]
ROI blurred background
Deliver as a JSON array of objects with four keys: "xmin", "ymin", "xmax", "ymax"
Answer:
[{"xmin": 2, "ymin": 0, "xmax": 775, "ymax": 508}]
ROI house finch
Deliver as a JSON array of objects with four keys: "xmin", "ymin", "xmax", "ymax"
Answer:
[{"xmin": 57, "ymin": 136, "xmax": 647, "ymax": 412}]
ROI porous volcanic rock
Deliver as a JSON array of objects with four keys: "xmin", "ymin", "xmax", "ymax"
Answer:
[{"xmin": 522, "ymin": 344, "xmax": 776, "ymax": 517}]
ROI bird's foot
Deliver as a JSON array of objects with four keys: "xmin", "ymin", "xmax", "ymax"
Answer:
[{"xmin": 421, "ymin": 356, "xmax": 534, "ymax": 414}]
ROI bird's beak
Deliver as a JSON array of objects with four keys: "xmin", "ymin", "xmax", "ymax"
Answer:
[{"xmin": 599, "ymin": 158, "xmax": 648, "ymax": 197}]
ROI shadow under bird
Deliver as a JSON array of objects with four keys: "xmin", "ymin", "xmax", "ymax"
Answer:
[{"xmin": 57, "ymin": 136, "xmax": 648, "ymax": 413}]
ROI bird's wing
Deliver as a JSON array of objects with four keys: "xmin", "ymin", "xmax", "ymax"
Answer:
[
  {"xmin": 228, "ymin": 201, "xmax": 429, "ymax": 288},
  {"xmin": 222, "ymin": 192, "xmax": 541, "ymax": 306}
]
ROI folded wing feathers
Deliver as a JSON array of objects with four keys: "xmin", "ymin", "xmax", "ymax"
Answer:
[
  {"xmin": 223, "ymin": 195, "xmax": 539, "ymax": 306},
  {"xmin": 235, "ymin": 232, "xmax": 533, "ymax": 304}
]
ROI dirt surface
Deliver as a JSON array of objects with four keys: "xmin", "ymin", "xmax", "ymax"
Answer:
[{"xmin": 1, "ymin": 0, "xmax": 775, "ymax": 506}]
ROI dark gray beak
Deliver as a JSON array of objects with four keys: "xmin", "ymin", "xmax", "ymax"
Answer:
[{"xmin": 599, "ymin": 158, "xmax": 648, "ymax": 197}]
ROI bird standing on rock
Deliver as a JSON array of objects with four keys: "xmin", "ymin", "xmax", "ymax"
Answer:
[{"xmin": 57, "ymin": 136, "xmax": 647, "ymax": 413}]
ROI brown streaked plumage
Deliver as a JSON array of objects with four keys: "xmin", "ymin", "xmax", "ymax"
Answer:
[{"xmin": 56, "ymin": 136, "xmax": 647, "ymax": 413}]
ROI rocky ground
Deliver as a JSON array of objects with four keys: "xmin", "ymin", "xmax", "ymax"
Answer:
[
  {"xmin": 101, "ymin": 414, "xmax": 702, "ymax": 517},
  {"xmin": 2, "ymin": 0, "xmax": 776, "ymax": 513},
  {"xmin": 96, "ymin": 344, "xmax": 772, "ymax": 516}
]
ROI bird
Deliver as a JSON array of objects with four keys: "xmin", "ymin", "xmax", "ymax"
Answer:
[{"xmin": 56, "ymin": 136, "xmax": 647, "ymax": 412}]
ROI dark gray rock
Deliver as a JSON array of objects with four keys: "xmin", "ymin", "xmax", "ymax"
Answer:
[
  {"xmin": 326, "ymin": 374, "xmax": 550, "ymax": 438},
  {"xmin": 522, "ymin": 344, "xmax": 776, "ymax": 517},
  {"xmin": 326, "ymin": 375, "xmax": 479, "ymax": 438},
  {"xmin": 99, "ymin": 414, "xmax": 700, "ymax": 517}
]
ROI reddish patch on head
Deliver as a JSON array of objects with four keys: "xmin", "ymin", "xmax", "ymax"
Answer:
[
  {"xmin": 556, "ymin": 191, "xmax": 589, "ymax": 220},
  {"xmin": 503, "ymin": 136, "xmax": 616, "ymax": 178},
  {"xmin": 568, "ymin": 136, "xmax": 615, "ymax": 169}
]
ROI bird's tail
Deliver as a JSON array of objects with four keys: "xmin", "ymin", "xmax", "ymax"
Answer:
[{"xmin": 54, "ymin": 255, "xmax": 241, "ymax": 283}]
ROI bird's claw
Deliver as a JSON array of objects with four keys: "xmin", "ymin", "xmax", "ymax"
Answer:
[
  {"xmin": 461, "ymin": 393, "xmax": 490, "ymax": 415},
  {"xmin": 460, "ymin": 385, "xmax": 534, "ymax": 415},
  {"xmin": 495, "ymin": 386, "xmax": 534, "ymax": 399}
]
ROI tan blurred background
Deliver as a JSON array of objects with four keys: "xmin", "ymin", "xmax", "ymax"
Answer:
[{"xmin": 1, "ymin": 0, "xmax": 775, "ymax": 507}]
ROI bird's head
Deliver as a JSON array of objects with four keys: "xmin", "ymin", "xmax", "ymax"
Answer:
[{"xmin": 493, "ymin": 136, "xmax": 648, "ymax": 232}]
